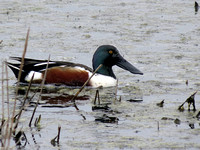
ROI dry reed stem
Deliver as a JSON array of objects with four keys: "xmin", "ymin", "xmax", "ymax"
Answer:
[
  {"xmin": 29, "ymin": 55, "xmax": 50, "ymax": 127},
  {"xmin": 4, "ymin": 62, "xmax": 11, "ymax": 148},
  {"xmin": 57, "ymin": 126, "xmax": 61, "ymax": 144},
  {"xmin": 5, "ymin": 62, "xmax": 10, "ymax": 118},
  {"xmin": 1, "ymin": 61, "xmax": 5, "ymax": 147},
  {"xmin": 34, "ymin": 114, "xmax": 41, "ymax": 127},
  {"xmin": 1, "ymin": 61, "xmax": 5, "ymax": 122},
  {"xmin": 7, "ymin": 28, "xmax": 30, "ymax": 149},
  {"xmin": 70, "ymin": 64, "xmax": 102, "ymax": 121},
  {"xmin": 1, "ymin": 61, "xmax": 11, "ymax": 149},
  {"xmin": 71, "ymin": 64, "xmax": 102, "ymax": 104},
  {"xmin": 94, "ymin": 90, "xmax": 100, "ymax": 105},
  {"xmin": 14, "ymin": 73, "xmax": 35, "ymax": 130},
  {"xmin": 114, "ymin": 79, "xmax": 118, "ymax": 101},
  {"xmin": 50, "ymin": 126, "xmax": 61, "ymax": 146}
]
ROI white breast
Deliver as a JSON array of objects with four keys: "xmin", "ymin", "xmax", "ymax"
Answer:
[
  {"xmin": 75, "ymin": 66, "xmax": 117, "ymax": 87},
  {"xmin": 25, "ymin": 71, "xmax": 43, "ymax": 82},
  {"xmin": 89, "ymin": 72, "xmax": 117, "ymax": 87}
]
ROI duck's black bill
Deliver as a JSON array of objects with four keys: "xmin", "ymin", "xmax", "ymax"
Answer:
[{"xmin": 116, "ymin": 55, "xmax": 143, "ymax": 75}]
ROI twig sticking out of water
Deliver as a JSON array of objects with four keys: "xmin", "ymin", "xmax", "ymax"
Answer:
[
  {"xmin": 178, "ymin": 91, "xmax": 198, "ymax": 111},
  {"xmin": 1, "ymin": 62, "xmax": 11, "ymax": 148},
  {"xmin": 1, "ymin": 61, "xmax": 5, "ymax": 122},
  {"xmin": 94, "ymin": 90, "xmax": 100, "ymax": 105},
  {"xmin": 4, "ymin": 28, "xmax": 30, "ymax": 149},
  {"xmin": 185, "ymin": 80, "xmax": 188, "ymax": 86},
  {"xmin": 14, "ymin": 73, "xmax": 35, "ymax": 130},
  {"xmin": 156, "ymin": 99, "xmax": 165, "ymax": 107},
  {"xmin": 114, "ymin": 79, "xmax": 122, "ymax": 102},
  {"xmin": 114, "ymin": 79, "xmax": 118, "ymax": 101},
  {"xmin": 11, "ymin": 28, "xmax": 30, "ymax": 124},
  {"xmin": 71, "ymin": 64, "xmax": 102, "ymax": 102},
  {"xmin": 196, "ymin": 111, "xmax": 200, "ymax": 119},
  {"xmin": 4, "ymin": 61, "xmax": 11, "ymax": 147},
  {"xmin": 1, "ymin": 61, "xmax": 5, "ymax": 147},
  {"xmin": 34, "ymin": 114, "xmax": 41, "ymax": 127},
  {"xmin": 195, "ymin": 1, "xmax": 199, "ymax": 14},
  {"xmin": 71, "ymin": 64, "xmax": 103, "ymax": 110},
  {"xmin": 29, "ymin": 55, "xmax": 50, "ymax": 127},
  {"xmin": 70, "ymin": 64, "xmax": 102, "ymax": 121},
  {"xmin": 50, "ymin": 126, "xmax": 61, "ymax": 146}
]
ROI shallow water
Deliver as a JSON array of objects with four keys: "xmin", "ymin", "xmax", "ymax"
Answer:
[{"xmin": 0, "ymin": 0, "xmax": 200, "ymax": 149}]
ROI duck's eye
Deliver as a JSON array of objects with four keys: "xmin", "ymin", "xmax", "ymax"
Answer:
[{"xmin": 108, "ymin": 50, "xmax": 113, "ymax": 54}]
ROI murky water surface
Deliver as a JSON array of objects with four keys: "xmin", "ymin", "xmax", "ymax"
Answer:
[{"xmin": 0, "ymin": 0, "xmax": 200, "ymax": 149}]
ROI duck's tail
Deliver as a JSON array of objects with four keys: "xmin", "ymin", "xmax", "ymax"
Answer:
[{"xmin": 6, "ymin": 62, "xmax": 21, "ymax": 79}]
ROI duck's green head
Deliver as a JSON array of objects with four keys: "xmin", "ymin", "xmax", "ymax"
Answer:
[{"xmin": 92, "ymin": 45, "xmax": 143, "ymax": 79}]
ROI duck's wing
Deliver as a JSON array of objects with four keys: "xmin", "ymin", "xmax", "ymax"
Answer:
[{"xmin": 7, "ymin": 57, "xmax": 93, "ymax": 83}]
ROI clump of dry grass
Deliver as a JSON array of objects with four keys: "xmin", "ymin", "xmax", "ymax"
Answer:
[{"xmin": 0, "ymin": 29, "xmax": 52, "ymax": 149}]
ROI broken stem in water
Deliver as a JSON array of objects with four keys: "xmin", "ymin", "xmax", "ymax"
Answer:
[
  {"xmin": 4, "ymin": 61, "xmax": 11, "ymax": 147},
  {"xmin": 14, "ymin": 73, "xmax": 35, "ymax": 130},
  {"xmin": 1, "ymin": 61, "xmax": 5, "ymax": 147},
  {"xmin": 50, "ymin": 125, "xmax": 61, "ymax": 146},
  {"xmin": 29, "ymin": 55, "xmax": 50, "ymax": 127},
  {"xmin": 57, "ymin": 126, "xmax": 61, "ymax": 144},
  {"xmin": 1, "ymin": 61, "xmax": 5, "ymax": 124},
  {"xmin": 71, "ymin": 64, "xmax": 103, "ymax": 106},
  {"xmin": 7, "ymin": 28, "xmax": 30, "ymax": 149},
  {"xmin": 94, "ymin": 90, "xmax": 100, "ymax": 105},
  {"xmin": 114, "ymin": 79, "xmax": 118, "ymax": 101}
]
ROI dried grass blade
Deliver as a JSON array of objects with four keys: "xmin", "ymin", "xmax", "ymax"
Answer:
[
  {"xmin": 7, "ymin": 29, "xmax": 30, "ymax": 149},
  {"xmin": 29, "ymin": 55, "xmax": 50, "ymax": 127},
  {"xmin": 14, "ymin": 73, "xmax": 35, "ymax": 130},
  {"xmin": 71, "ymin": 64, "xmax": 102, "ymax": 102}
]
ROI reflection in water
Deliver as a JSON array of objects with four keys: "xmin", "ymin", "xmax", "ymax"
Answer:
[
  {"xmin": 41, "ymin": 94, "xmax": 90, "ymax": 105},
  {"xmin": 14, "ymin": 131, "xmax": 28, "ymax": 148},
  {"xmin": 15, "ymin": 84, "xmax": 90, "ymax": 105}
]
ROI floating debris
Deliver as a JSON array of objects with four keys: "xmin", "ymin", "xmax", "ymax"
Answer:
[
  {"xmin": 189, "ymin": 123, "xmax": 195, "ymax": 129},
  {"xmin": 127, "ymin": 98, "xmax": 143, "ymax": 103},
  {"xmin": 174, "ymin": 118, "xmax": 181, "ymax": 125},
  {"xmin": 156, "ymin": 99, "xmax": 164, "ymax": 107},
  {"xmin": 195, "ymin": 1, "xmax": 199, "ymax": 14},
  {"xmin": 185, "ymin": 80, "xmax": 188, "ymax": 86},
  {"xmin": 95, "ymin": 114, "xmax": 119, "ymax": 123},
  {"xmin": 41, "ymin": 104, "xmax": 72, "ymax": 108},
  {"xmin": 92, "ymin": 104, "xmax": 111, "ymax": 112},
  {"xmin": 161, "ymin": 117, "xmax": 181, "ymax": 125},
  {"xmin": 178, "ymin": 91, "xmax": 197, "ymax": 111},
  {"xmin": 161, "ymin": 117, "xmax": 174, "ymax": 121}
]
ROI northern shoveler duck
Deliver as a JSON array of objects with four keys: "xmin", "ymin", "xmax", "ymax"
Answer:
[{"xmin": 7, "ymin": 45, "xmax": 143, "ymax": 87}]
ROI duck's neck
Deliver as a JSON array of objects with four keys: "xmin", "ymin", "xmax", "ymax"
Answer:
[{"xmin": 93, "ymin": 64, "xmax": 116, "ymax": 79}]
